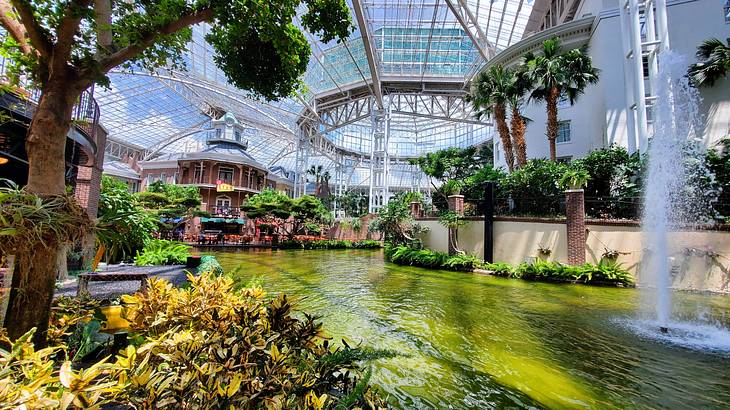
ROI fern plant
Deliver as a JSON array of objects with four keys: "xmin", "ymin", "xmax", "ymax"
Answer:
[{"xmin": 134, "ymin": 239, "xmax": 191, "ymax": 266}]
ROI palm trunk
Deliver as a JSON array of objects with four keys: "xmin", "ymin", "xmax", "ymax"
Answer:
[
  {"xmin": 494, "ymin": 104, "xmax": 514, "ymax": 172},
  {"xmin": 3, "ymin": 77, "xmax": 80, "ymax": 346},
  {"xmin": 510, "ymin": 105, "xmax": 527, "ymax": 168},
  {"xmin": 546, "ymin": 87, "xmax": 560, "ymax": 161}
]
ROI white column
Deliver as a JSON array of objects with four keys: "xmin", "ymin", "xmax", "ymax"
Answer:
[{"xmin": 628, "ymin": 0, "xmax": 649, "ymax": 153}]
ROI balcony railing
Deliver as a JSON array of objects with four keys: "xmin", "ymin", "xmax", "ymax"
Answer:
[{"xmin": 211, "ymin": 207, "xmax": 241, "ymax": 218}]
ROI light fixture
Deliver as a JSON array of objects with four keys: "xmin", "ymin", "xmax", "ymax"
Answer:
[{"xmin": 0, "ymin": 156, "xmax": 8, "ymax": 165}]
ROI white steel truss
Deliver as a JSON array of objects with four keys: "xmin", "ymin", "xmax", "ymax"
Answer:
[{"xmin": 618, "ymin": 0, "xmax": 669, "ymax": 154}]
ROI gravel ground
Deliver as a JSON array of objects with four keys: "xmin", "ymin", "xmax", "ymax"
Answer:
[{"xmin": 55, "ymin": 264, "xmax": 192, "ymax": 300}]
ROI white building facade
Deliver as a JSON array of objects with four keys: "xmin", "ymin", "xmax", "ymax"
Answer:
[{"xmin": 487, "ymin": 0, "xmax": 730, "ymax": 167}]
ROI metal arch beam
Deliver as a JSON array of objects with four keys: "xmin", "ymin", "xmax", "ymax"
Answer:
[
  {"xmin": 445, "ymin": 0, "xmax": 496, "ymax": 61},
  {"xmin": 142, "ymin": 120, "xmax": 210, "ymax": 160},
  {"xmin": 351, "ymin": 0, "xmax": 384, "ymax": 109}
]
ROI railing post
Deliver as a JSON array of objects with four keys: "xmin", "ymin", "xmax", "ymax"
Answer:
[{"xmin": 484, "ymin": 182, "xmax": 494, "ymax": 263}]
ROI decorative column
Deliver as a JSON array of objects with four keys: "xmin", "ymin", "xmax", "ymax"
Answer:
[
  {"xmin": 447, "ymin": 195, "xmax": 464, "ymax": 256},
  {"xmin": 565, "ymin": 189, "xmax": 586, "ymax": 265}
]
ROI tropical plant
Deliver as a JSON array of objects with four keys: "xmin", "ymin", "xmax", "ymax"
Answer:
[
  {"xmin": 134, "ymin": 239, "xmax": 191, "ymax": 266},
  {"xmin": 118, "ymin": 274, "xmax": 388, "ymax": 408},
  {"xmin": 0, "ymin": 0, "xmax": 352, "ymax": 349},
  {"xmin": 487, "ymin": 259, "xmax": 634, "ymax": 286},
  {"xmin": 336, "ymin": 191, "xmax": 369, "ymax": 217},
  {"xmin": 196, "ymin": 255, "xmax": 224, "ymax": 276},
  {"xmin": 136, "ymin": 181, "xmax": 202, "ymax": 229},
  {"xmin": 385, "ymin": 245, "xmax": 480, "ymax": 272},
  {"xmin": 559, "ymin": 169, "xmax": 590, "ymax": 190},
  {"xmin": 96, "ymin": 176, "xmax": 159, "ymax": 264},
  {"xmin": 370, "ymin": 196, "xmax": 422, "ymax": 246},
  {"xmin": 0, "ymin": 329, "xmax": 125, "ymax": 409},
  {"xmin": 688, "ymin": 37, "xmax": 730, "ymax": 87},
  {"xmin": 524, "ymin": 38, "xmax": 599, "ymax": 161},
  {"xmin": 509, "ymin": 65, "xmax": 533, "ymax": 168},
  {"xmin": 501, "ymin": 159, "xmax": 571, "ymax": 215},
  {"xmin": 470, "ymin": 65, "xmax": 517, "ymax": 171},
  {"xmin": 0, "ymin": 181, "xmax": 91, "ymax": 345},
  {"xmin": 242, "ymin": 189, "xmax": 330, "ymax": 240}
]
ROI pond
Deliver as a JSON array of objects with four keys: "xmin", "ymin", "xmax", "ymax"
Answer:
[{"xmin": 212, "ymin": 249, "xmax": 730, "ymax": 409}]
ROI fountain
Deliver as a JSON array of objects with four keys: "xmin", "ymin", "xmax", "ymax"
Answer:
[{"xmin": 623, "ymin": 50, "xmax": 730, "ymax": 353}]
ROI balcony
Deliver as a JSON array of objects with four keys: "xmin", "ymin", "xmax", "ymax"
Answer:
[{"xmin": 211, "ymin": 206, "xmax": 241, "ymax": 218}]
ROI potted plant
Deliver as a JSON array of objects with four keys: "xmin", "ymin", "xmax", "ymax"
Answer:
[
  {"xmin": 559, "ymin": 169, "xmax": 590, "ymax": 190},
  {"xmin": 537, "ymin": 243, "xmax": 552, "ymax": 260}
]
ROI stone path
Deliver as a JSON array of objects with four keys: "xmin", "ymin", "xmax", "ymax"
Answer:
[{"xmin": 55, "ymin": 264, "xmax": 191, "ymax": 300}]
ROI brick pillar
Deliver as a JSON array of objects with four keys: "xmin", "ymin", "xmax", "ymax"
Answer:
[
  {"xmin": 409, "ymin": 201, "xmax": 422, "ymax": 219},
  {"xmin": 447, "ymin": 195, "xmax": 464, "ymax": 215},
  {"xmin": 565, "ymin": 189, "xmax": 586, "ymax": 265}
]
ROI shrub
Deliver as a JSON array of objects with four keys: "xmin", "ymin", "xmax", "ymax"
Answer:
[
  {"xmin": 196, "ymin": 255, "xmax": 224, "ymax": 276},
  {"xmin": 118, "ymin": 274, "xmax": 387, "ymax": 408},
  {"xmin": 278, "ymin": 239, "xmax": 382, "ymax": 250},
  {"xmin": 134, "ymin": 239, "xmax": 191, "ymax": 266},
  {"xmin": 486, "ymin": 259, "xmax": 634, "ymax": 286},
  {"xmin": 0, "ymin": 329, "xmax": 125, "ymax": 408},
  {"xmin": 442, "ymin": 254, "xmax": 482, "ymax": 271}
]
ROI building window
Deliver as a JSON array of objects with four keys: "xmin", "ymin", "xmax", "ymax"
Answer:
[
  {"xmin": 556, "ymin": 121, "xmax": 571, "ymax": 143},
  {"xmin": 193, "ymin": 164, "xmax": 204, "ymax": 183},
  {"xmin": 215, "ymin": 128, "xmax": 222, "ymax": 138},
  {"xmin": 160, "ymin": 173, "xmax": 166, "ymax": 183},
  {"xmin": 234, "ymin": 130, "xmax": 241, "ymax": 141},
  {"xmin": 215, "ymin": 195, "xmax": 231, "ymax": 210},
  {"xmin": 218, "ymin": 167, "xmax": 234, "ymax": 184},
  {"xmin": 558, "ymin": 92, "xmax": 570, "ymax": 109},
  {"xmin": 725, "ymin": 0, "xmax": 730, "ymax": 23},
  {"xmin": 557, "ymin": 156, "xmax": 573, "ymax": 163}
]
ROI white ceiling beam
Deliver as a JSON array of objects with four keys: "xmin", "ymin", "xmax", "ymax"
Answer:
[
  {"xmin": 351, "ymin": 0, "xmax": 384, "ymax": 109},
  {"xmin": 445, "ymin": 0, "xmax": 496, "ymax": 61}
]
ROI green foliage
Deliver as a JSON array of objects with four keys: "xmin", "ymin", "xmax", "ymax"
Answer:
[
  {"xmin": 136, "ymin": 181, "xmax": 202, "ymax": 223},
  {"xmin": 385, "ymin": 245, "xmax": 479, "ymax": 271},
  {"xmin": 134, "ymin": 239, "xmax": 191, "ymax": 266},
  {"xmin": 196, "ymin": 255, "xmax": 224, "ymax": 276},
  {"xmin": 336, "ymin": 191, "xmax": 369, "ymax": 217},
  {"xmin": 370, "ymin": 196, "xmax": 414, "ymax": 246},
  {"xmin": 485, "ymin": 260, "xmax": 634, "ymax": 286},
  {"xmin": 707, "ymin": 137, "xmax": 730, "ymax": 221},
  {"xmin": 243, "ymin": 189, "xmax": 330, "ymax": 239},
  {"xmin": 278, "ymin": 239, "xmax": 382, "ymax": 250},
  {"xmin": 1, "ymin": 0, "xmax": 352, "ymax": 102},
  {"xmin": 438, "ymin": 210, "xmax": 467, "ymax": 230},
  {"xmin": 410, "ymin": 145, "xmax": 493, "ymax": 182},
  {"xmin": 559, "ymin": 169, "xmax": 590, "ymax": 189},
  {"xmin": 118, "ymin": 274, "xmax": 387, "ymax": 408},
  {"xmin": 0, "ymin": 329, "xmax": 125, "ymax": 409},
  {"xmin": 0, "ymin": 180, "xmax": 91, "ymax": 257},
  {"xmin": 688, "ymin": 37, "xmax": 730, "ymax": 87},
  {"xmin": 501, "ymin": 159, "xmax": 571, "ymax": 215},
  {"xmin": 97, "ymin": 176, "xmax": 159, "ymax": 263}
]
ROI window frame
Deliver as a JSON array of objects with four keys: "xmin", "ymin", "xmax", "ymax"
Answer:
[
  {"xmin": 556, "ymin": 120, "xmax": 571, "ymax": 144},
  {"xmin": 218, "ymin": 166, "xmax": 235, "ymax": 184}
]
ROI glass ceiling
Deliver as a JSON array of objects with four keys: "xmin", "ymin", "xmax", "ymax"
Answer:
[{"xmin": 98, "ymin": 0, "xmax": 533, "ymax": 189}]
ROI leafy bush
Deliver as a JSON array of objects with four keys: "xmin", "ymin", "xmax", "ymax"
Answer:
[
  {"xmin": 278, "ymin": 239, "xmax": 382, "ymax": 250},
  {"xmin": 442, "ymin": 254, "xmax": 483, "ymax": 271},
  {"xmin": 501, "ymin": 159, "xmax": 569, "ymax": 216},
  {"xmin": 0, "ymin": 329, "xmax": 125, "ymax": 409},
  {"xmin": 485, "ymin": 259, "xmax": 634, "ymax": 286},
  {"xmin": 134, "ymin": 239, "xmax": 191, "ymax": 266},
  {"xmin": 196, "ymin": 255, "xmax": 224, "ymax": 276},
  {"xmin": 118, "ymin": 274, "xmax": 387, "ymax": 408}
]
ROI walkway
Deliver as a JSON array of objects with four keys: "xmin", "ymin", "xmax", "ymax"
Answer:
[{"xmin": 55, "ymin": 265, "xmax": 190, "ymax": 300}]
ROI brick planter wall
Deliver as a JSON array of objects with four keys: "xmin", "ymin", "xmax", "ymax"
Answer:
[{"xmin": 565, "ymin": 189, "xmax": 586, "ymax": 265}]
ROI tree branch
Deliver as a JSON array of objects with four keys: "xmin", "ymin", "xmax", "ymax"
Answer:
[
  {"xmin": 53, "ymin": 0, "xmax": 93, "ymax": 71},
  {"xmin": 97, "ymin": 8, "xmax": 213, "ymax": 74},
  {"xmin": 8, "ymin": 0, "xmax": 52, "ymax": 58},
  {"xmin": 0, "ymin": 0, "xmax": 32, "ymax": 55}
]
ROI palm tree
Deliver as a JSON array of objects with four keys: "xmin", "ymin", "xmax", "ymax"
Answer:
[
  {"xmin": 470, "ymin": 65, "xmax": 516, "ymax": 172},
  {"xmin": 525, "ymin": 38, "xmax": 599, "ymax": 161},
  {"xmin": 688, "ymin": 38, "xmax": 730, "ymax": 87},
  {"xmin": 508, "ymin": 66, "xmax": 533, "ymax": 168}
]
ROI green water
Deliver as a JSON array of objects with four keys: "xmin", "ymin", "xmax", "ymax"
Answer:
[{"xmin": 212, "ymin": 249, "xmax": 730, "ymax": 409}]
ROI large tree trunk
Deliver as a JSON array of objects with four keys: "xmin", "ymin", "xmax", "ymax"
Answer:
[
  {"xmin": 494, "ymin": 104, "xmax": 514, "ymax": 172},
  {"xmin": 3, "ymin": 77, "xmax": 80, "ymax": 346},
  {"xmin": 546, "ymin": 87, "xmax": 560, "ymax": 162},
  {"xmin": 510, "ymin": 105, "xmax": 527, "ymax": 168}
]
